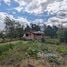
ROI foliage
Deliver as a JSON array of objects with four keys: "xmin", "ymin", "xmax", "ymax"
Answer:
[
  {"xmin": 46, "ymin": 53, "xmax": 64, "ymax": 65},
  {"xmin": 57, "ymin": 47, "xmax": 67, "ymax": 55},
  {"xmin": 0, "ymin": 31, "xmax": 5, "ymax": 40},
  {"xmin": 57, "ymin": 28, "xmax": 67, "ymax": 43},
  {"xmin": 44, "ymin": 26, "xmax": 58, "ymax": 38},
  {"xmin": 31, "ymin": 24, "xmax": 40, "ymax": 31},
  {"xmin": 0, "ymin": 40, "xmax": 66, "ymax": 66},
  {"xmin": 4, "ymin": 16, "xmax": 24, "ymax": 40},
  {"xmin": 45, "ymin": 38, "xmax": 60, "ymax": 45},
  {"xmin": 0, "ymin": 43, "xmax": 14, "ymax": 55}
]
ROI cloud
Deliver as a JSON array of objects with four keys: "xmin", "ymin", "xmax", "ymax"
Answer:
[
  {"xmin": 46, "ymin": 0, "xmax": 67, "ymax": 14},
  {"xmin": 3, "ymin": 0, "xmax": 11, "ymax": 6},
  {"xmin": 32, "ymin": 19, "xmax": 44, "ymax": 25},
  {"xmin": 46, "ymin": 1, "xmax": 60, "ymax": 14},
  {"xmin": 0, "ymin": 12, "xmax": 8, "ymax": 30},
  {"xmin": 14, "ymin": 0, "xmax": 47, "ymax": 14},
  {"xmin": 44, "ymin": 0, "xmax": 67, "ymax": 27},
  {"xmin": 15, "ymin": 17, "xmax": 30, "ymax": 26},
  {"xmin": 3, "ymin": 0, "xmax": 67, "ymax": 15},
  {"xmin": 0, "ymin": 12, "xmax": 14, "ymax": 23},
  {"xmin": 13, "ymin": 0, "xmax": 65, "ymax": 15},
  {"xmin": 46, "ymin": 17, "xmax": 60, "ymax": 26},
  {"xmin": 1, "ymin": 0, "xmax": 67, "ymax": 28},
  {"xmin": 57, "ymin": 11, "xmax": 67, "ymax": 18},
  {"xmin": 46, "ymin": 13, "xmax": 67, "ymax": 27},
  {"xmin": 0, "ymin": 12, "xmax": 31, "ymax": 30}
]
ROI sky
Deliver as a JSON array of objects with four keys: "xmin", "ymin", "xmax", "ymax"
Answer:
[{"xmin": 0, "ymin": 0, "xmax": 67, "ymax": 30}]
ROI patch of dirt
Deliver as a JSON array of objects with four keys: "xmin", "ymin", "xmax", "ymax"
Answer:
[
  {"xmin": 20, "ymin": 58, "xmax": 52, "ymax": 67},
  {"xmin": 19, "ymin": 58, "xmax": 67, "ymax": 67},
  {"xmin": 0, "ymin": 58, "xmax": 67, "ymax": 67}
]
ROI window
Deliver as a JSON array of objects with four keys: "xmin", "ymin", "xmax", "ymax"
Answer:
[{"xmin": 26, "ymin": 34, "xmax": 29, "ymax": 36}]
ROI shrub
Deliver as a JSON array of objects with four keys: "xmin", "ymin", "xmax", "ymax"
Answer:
[
  {"xmin": 26, "ymin": 47, "xmax": 40, "ymax": 58},
  {"xmin": 45, "ymin": 53, "xmax": 64, "ymax": 65},
  {"xmin": 45, "ymin": 38, "xmax": 60, "ymax": 45},
  {"xmin": 41, "ymin": 37, "xmax": 45, "ymax": 42},
  {"xmin": 0, "ymin": 43, "xmax": 14, "ymax": 55},
  {"xmin": 57, "ymin": 47, "xmax": 67, "ymax": 55}
]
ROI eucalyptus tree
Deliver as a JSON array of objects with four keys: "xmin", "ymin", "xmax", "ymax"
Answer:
[{"xmin": 4, "ymin": 16, "xmax": 16, "ymax": 39}]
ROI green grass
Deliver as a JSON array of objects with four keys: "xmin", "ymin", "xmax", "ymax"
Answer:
[{"xmin": 57, "ymin": 47, "xmax": 67, "ymax": 55}]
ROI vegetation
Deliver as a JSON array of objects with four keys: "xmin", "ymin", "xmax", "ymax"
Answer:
[{"xmin": 0, "ymin": 40, "xmax": 66, "ymax": 67}]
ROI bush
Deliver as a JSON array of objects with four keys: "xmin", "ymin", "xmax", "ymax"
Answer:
[
  {"xmin": 57, "ymin": 47, "xmax": 67, "ymax": 55},
  {"xmin": 41, "ymin": 37, "xmax": 45, "ymax": 42},
  {"xmin": 45, "ymin": 38, "xmax": 60, "ymax": 45},
  {"xmin": 45, "ymin": 53, "xmax": 64, "ymax": 65},
  {"xmin": 0, "ymin": 43, "xmax": 14, "ymax": 55},
  {"xmin": 26, "ymin": 45, "xmax": 40, "ymax": 58}
]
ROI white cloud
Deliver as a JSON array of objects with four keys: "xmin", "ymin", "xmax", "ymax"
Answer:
[
  {"xmin": 0, "ymin": 12, "xmax": 14, "ymax": 22},
  {"xmin": 14, "ymin": 0, "xmax": 66, "ymax": 14},
  {"xmin": 57, "ymin": 11, "xmax": 67, "ymax": 18},
  {"xmin": 1, "ymin": 0, "xmax": 67, "ymax": 28},
  {"xmin": 15, "ymin": 17, "xmax": 30, "ymax": 26},
  {"xmin": 46, "ymin": 16, "xmax": 67, "ymax": 27},
  {"xmin": 60, "ymin": 0, "xmax": 67, "ymax": 11},
  {"xmin": 32, "ymin": 19, "xmax": 44, "ymax": 25},
  {"xmin": 0, "ymin": 12, "xmax": 8, "ymax": 30},
  {"xmin": 46, "ymin": 1, "xmax": 60, "ymax": 14},
  {"xmin": 46, "ymin": 17, "xmax": 60, "ymax": 26},
  {"xmin": 3, "ymin": 0, "xmax": 11, "ymax": 6},
  {"xmin": 44, "ymin": 0, "xmax": 67, "ymax": 27},
  {"xmin": 3, "ymin": 0, "xmax": 67, "ymax": 15},
  {"xmin": 15, "ymin": 6, "xmax": 23, "ymax": 12},
  {"xmin": 14, "ymin": 0, "xmax": 47, "ymax": 14},
  {"xmin": 14, "ymin": 0, "xmax": 27, "ymax": 6},
  {"xmin": 46, "ymin": 0, "xmax": 67, "ymax": 14},
  {"xmin": 0, "ymin": 12, "xmax": 31, "ymax": 30}
]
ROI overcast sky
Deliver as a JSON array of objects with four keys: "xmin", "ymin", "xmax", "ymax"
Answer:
[{"xmin": 0, "ymin": 0, "xmax": 67, "ymax": 30}]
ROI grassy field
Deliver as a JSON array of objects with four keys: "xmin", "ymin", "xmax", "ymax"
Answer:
[{"xmin": 0, "ymin": 40, "xmax": 67, "ymax": 67}]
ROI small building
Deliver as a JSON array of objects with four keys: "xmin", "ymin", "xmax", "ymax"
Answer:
[{"xmin": 23, "ymin": 31, "xmax": 44, "ymax": 40}]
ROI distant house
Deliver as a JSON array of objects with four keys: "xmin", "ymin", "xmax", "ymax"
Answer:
[{"xmin": 23, "ymin": 31, "xmax": 44, "ymax": 40}]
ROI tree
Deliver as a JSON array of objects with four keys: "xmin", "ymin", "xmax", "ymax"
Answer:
[
  {"xmin": 15, "ymin": 22, "xmax": 24, "ymax": 39},
  {"xmin": 4, "ymin": 16, "xmax": 15, "ymax": 39},
  {"xmin": 59, "ymin": 29, "xmax": 67, "ymax": 43},
  {"xmin": 44, "ymin": 26, "xmax": 53, "ymax": 38},
  {"xmin": 52, "ymin": 26, "xmax": 58, "ymax": 38},
  {"xmin": 0, "ymin": 31, "xmax": 5, "ymax": 40},
  {"xmin": 44, "ymin": 25, "xmax": 58, "ymax": 38},
  {"xmin": 31, "ymin": 24, "xmax": 40, "ymax": 31},
  {"xmin": 25, "ymin": 25, "xmax": 31, "ymax": 32},
  {"xmin": 63, "ymin": 29, "xmax": 67, "ymax": 43}
]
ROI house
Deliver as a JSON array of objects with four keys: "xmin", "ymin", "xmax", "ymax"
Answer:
[{"xmin": 23, "ymin": 31, "xmax": 44, "ymax": 40}]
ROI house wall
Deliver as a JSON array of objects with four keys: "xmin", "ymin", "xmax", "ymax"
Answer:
[
  {"xmin": 34, "ymin": 34, "xmax": 43, "ymax": 40},
  {"xmin": 23, "ymin": 32, "xmax": 43, "ymax": 40},
  {"xmin": 23, "ymin": 33, "xmax": 34, "ymax": 40}
]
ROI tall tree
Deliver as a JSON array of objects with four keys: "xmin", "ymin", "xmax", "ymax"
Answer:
[
  {"xmin": 44, "ymin": 25, "xmax": 58, "ymax": 38},
  {"xmin": 31, "ymin": 24, "xmax": 40, "ymax": 31},
  {"xmin": 0, "ymin": 31, "xmax": 5, "ymax": 40},
  {"xmin": 25, "ymin": 25, "xmax": 31, "ymax": 32},
  {"xmin": 15, "ymin": 22, "xmax": 24, "ymax": 39},
  {"xmin": 4, "ymin": 16, "xmax": 15, "ymax": 39},
  {"xmin": 44, "ymin": 26, "xmax": 53, "ymax": 38},
  {"xmin": 52, "ymin": 26, "xmax": 58, "ymax": 38},
  {"xmin": 59, "ymin": 29, "xmax": 67, "ymax": 43}
]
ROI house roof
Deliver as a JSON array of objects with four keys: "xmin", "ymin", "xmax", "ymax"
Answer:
[
  {"xmin": 32, "ymin": 31, "xmax": 44, "ymax": 34},
  {"xmin": 25, "ymin": 31, "xmax": 44, "ymax": 35}
]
